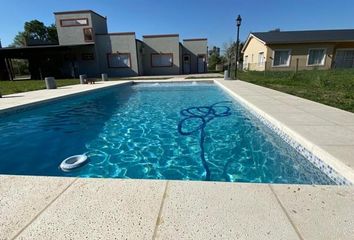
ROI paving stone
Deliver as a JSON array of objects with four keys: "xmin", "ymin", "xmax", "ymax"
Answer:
[
  {"xmin": 155, "ymin": 181, "xmax": 300, "ymax": 240},
  {"xmin": 272, "ymin": 184, "xmax": 354, "ymax": 240},
  {"xmin": 0, "ymin": 175, "xmax": 75, "ymax": 240},
  {"xmin": 16, "ymin": 178, "xmax": 166, "ymax": 240}
]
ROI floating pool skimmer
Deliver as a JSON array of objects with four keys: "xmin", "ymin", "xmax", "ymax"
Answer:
[{"xmin": 60, "ymin": 154, "xmax": 88, "ymax": 172}]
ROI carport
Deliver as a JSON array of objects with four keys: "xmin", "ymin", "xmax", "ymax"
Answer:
[{"xmin": 0, "ymin": 44, "xmax": 94, "ymax": 80}]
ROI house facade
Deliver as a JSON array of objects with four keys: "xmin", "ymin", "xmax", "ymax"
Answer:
[
  {"xmin": 242, "ymin": 29, "xmax": 354, "ymax": 71},
  {"xmin": 0, "ymin": 10, "xmax": 208, "ymax": 80}
]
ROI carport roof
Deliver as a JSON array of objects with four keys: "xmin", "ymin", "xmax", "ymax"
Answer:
[
  {"xmin": 0, "ymin": 43, "xmax": 94, "ymax": 57},
  {"xmin": 0, "ymin": 43, "xmax": 93, "ymax": 52}
]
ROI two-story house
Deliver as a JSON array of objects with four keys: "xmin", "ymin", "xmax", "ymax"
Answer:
[{"xmin": 0, "ymin": 10, "xmax": 208, "ymax": 80}]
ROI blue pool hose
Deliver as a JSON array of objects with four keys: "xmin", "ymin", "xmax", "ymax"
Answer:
[{"xmin": 178, "ymin": 101, "xmax": 232, "ymax": 180}]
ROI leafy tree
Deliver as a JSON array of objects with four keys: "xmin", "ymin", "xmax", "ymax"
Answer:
[
  {"xmin": 208, "ymin": 53, "xmax": 224, "ymax": 71},
  {"xmin": 47, "ymin": 24, "xmax": 59, "ymax": 44},
  {"xmin": 11, "ymin": 32, "xmax": 27, "ymax": 47},
  {"xmin": 222, "ymin": 41, "xmax": 244, "ymax": 70},
  {"xmin": 10, "ymin": 20, "xmax": 58, "ymax": 47}
]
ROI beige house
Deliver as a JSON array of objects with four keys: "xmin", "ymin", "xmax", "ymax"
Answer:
[{"xmin": 241, "ymin": 29, "xmax": 354, "ymax": 71}]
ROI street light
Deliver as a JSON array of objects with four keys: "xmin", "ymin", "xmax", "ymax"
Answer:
[{"xmin": 235, "ymin": 14, "xmax": 242, "ymax": 80}]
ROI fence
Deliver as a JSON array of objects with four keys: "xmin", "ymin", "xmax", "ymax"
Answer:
[{"xmin": 245, "ymin": 60, "xmax": 306, "ymax": 72}]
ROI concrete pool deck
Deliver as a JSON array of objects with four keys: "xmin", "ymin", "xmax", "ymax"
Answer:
[
  {"xmin": 0, "ymin": 79, "xmax": 354, "ymax": 239},
  {"xmin": 1, "ymin": 176, "xmax": 353, "ymax": 239}
]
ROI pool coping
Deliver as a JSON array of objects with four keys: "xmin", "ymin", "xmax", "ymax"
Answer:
[
  {"xmin": 0, "ymin": 81, "xmax": 131, "ymax": 115},
  {"xmin": 1, "ymin": 79, "xmax": 354, "ymax": 239}
]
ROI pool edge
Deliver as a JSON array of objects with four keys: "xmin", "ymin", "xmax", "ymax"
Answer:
[{"xmin": 214, "ymin": 80, "xmax": 353, "ymax": 185}]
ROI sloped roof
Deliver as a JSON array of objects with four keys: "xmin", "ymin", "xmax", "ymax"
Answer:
[{"xmin": 252, "ymin": 29, "xmax": 354, "ymax": 44}]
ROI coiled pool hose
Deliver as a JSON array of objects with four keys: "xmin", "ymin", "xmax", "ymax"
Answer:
[{"xmin": 178, "ymin": 101, "xmax": 232, "ymax": 180}]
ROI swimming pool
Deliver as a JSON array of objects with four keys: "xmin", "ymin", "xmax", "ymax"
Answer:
[{"xmin": 0, "ymin": 82, "xmax": 336, "ymax": 184}]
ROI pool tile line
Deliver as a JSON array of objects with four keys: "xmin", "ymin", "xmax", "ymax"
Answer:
[
  {"xmin": 0, "ymin": 81, "xmax": 132, "ymax": 115},
  {"xmin": 268, "ymin": 184, "xmax": 304, "ymax": 240},
  {"xmin": 215, "ymin": 80, "xmax": 352, "ymax": 185},
  {"xmin": 152, "ymin": 181, "xmax": 169, "ymax": 240},
  {"xmin": 11, "ymin": 177, "xmax": 79, "ymax": 240}
]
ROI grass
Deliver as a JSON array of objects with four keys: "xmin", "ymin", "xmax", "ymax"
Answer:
[
  {"xmin": 0, "ymin": 79, "xmax": 80, "ymax": 95},
  {"xmin": 238, "ymin": 69, "xmax": 354, "ymax": 113}
]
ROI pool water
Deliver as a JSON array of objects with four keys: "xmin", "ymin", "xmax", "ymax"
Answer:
[{"xmin": 0, "ymin": 82, "xmax": 334, "ymax": 184}]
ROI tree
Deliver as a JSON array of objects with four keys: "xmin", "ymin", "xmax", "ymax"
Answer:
[
  {"xmin": 222, "ymin": 41, "xmax": 245, "ymax": 70},
  {"xmin": 47, "ymin": 24, "xmax": 59, "ymax": 44},
  {"xmin": 208, "ymin": 53, "xmax": 225, "ymax": 71},
  {"xmin": 11, "ymin": 32, "xmax": 27, "ymax": 47},
  {"xmin": 10, "ymin": 20, "xmax": 58, "ymax": 47}
]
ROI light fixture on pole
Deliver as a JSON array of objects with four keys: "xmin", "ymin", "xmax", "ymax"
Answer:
[{"xmin": 234, "ymin": 14, "xmax": 242, "ymax": 80}]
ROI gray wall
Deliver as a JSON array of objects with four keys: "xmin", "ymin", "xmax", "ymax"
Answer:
[
  {"xmin": 91, "ymin": 14, "xmax": 108, "ymax": 35},
  {"xmin": 182, "ymin": 39, "xmax": 208, "ymax": 73},
  {"xmin": 136, "ymin": 40, "xmax": 144, "ymax": 75},
  {"xmin": 95, "ymin": 34, "xmax": 139, "ymax": 77},
  {"xmin": 142, "ymin": 35, "xmax": 180, "ymax": 75},
  {"xmin": 58, "ymin": 45, "xmax": 99, "ymax": 78},
  {"xmin": 55, "ymin": 12, "xmax": 107, "ymax": 46}
]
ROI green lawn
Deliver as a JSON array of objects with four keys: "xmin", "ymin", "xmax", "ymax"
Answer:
[
  {"xmin": 2, "ymin": 71, "xmax": 354, "ymax": 113},
  {"xmin": 0, "ymin": 79, "xmax": 80, "ymax": 95},
  {"xmin": 238, "ymin": 69, "xmax": 354, "ymax": 113}
]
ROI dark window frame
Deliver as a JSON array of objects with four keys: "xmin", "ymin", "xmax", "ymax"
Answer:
[
  {"xmin": 60, "ymin": 18, "xmax": 89, "ymax": 27},
  {"xmin": 81, "ymin": 53, "xmax": 95, "ymax": 61},
  {"xmin": 150, "ymin": 53, "xmax": 174, "ymax": 67},
  {"xmin": 83, "ymin": 28, "xmax": 94, "ymax": 42},
  {"xmin": 107, "ymin": 52, "xmax": 132, "ymax": 68}
]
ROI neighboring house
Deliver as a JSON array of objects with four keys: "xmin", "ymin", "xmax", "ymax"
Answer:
[
  {"xmin": 242, "ymin": 29, "xmax": 354, "ymax": 71},
  {"xmin": 182, "ymin": 39, "xmax": 208, "ymax": 74},
  {"xmin": 0, "ymin": 10, "xmax": 208, "ymax": 80}
]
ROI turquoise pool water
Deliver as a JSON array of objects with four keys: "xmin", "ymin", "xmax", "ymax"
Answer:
[{"xmin": 0, "ymin": 82, "xmax": 334, "ymax": 184}]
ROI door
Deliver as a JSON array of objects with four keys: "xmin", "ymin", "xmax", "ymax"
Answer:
[
  {"xmin": 197, "ymin": 55, "xmax": 206, "ymax": 73},
  {"xmin": 335, "ymin": 50, "xmax": 354, "ymax": 68},
  {"xmin": 183, "ymin": 55, "xmax": 191, "ymax": 74}
]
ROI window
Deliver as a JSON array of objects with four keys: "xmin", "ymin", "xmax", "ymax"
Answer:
[
  {"xmin": 273, "ymin": 50, "xmax": 291, "ymax": 67},
  {"xmin": 335, "ymin": 49, "xmax": 354, "ymax": 68},
  {"xmin": 151, "ymin": 54, "xmax": 173, "ymax": 67},
  {"xmin": 107, "ymin": 53, "xmax": 131, "ymax": 68},
  {"xmin": 82, "ymin": 53, "xmax": 94, "ymax": 61},
  {"xmin": 83, "ymin": 28, "xmax": 94, "ymax": 42},
  {"xmin": 308, "ymin": 49, "xmax": 326, "ymax": 66},
  {"xmin": 60, "ymin": 18, "xmax": 89, "ymax": 27},
  {"xmin": 258, "ymin": 52, "xmax": 264, "ymax": 66}
]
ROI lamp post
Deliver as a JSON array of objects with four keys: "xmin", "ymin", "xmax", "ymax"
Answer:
[{"xmin": 235, "ymin": 14, "xmax": 242, "ymax": 80}]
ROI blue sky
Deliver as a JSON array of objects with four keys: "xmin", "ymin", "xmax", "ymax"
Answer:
[{"xmin": 0, "ymin": 0, "xmax": 353, "ymax": 51}]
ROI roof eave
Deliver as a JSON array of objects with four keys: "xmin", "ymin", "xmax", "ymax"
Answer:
[{"xmin": 241, "ymin": 33, "xmax": 266, "ymax": 53}]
